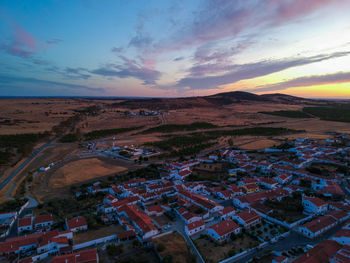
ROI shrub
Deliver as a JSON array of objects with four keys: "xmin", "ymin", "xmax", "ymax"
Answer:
[{"xmin": 157, "ymin": 243, "xmax": 165, "ymax": 252}]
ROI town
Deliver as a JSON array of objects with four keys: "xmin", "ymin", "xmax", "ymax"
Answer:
[{"xmin": 1, "ymin": 132, "xmax": 350, "ymax": 263}]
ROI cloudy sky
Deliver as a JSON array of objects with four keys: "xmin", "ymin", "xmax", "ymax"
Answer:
[{"xmin": 1, "ymin": 0, "xmax": 350, "ymax": 98}]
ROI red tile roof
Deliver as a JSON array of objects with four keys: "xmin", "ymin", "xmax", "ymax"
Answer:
[
  {"xmin": 18, "ymin": 217, "xmax": 32, "ymax": 227},
  {"xmin": 300, "ymin": 215, "xmax": 337, "ymax": 234},
  {"xmin": 236, "ymin": 209, "xmax": 261, "ymax": 225},
  {"xmin": 67, "ymin": 216, "xmax": 87, "ymax": 230},
  {"xmin": 294, "ymin": 240, "xmax": 342, "ymax": 263},
  {"xmin": 303, "ymin": 196, "xmax": 327, "ymax": 207},
  {"xmin": 187, "ymin": 220, "xmax": 205, "ymax": 231},
  {"xmin": 209, "ymin": 220, "xmax": 239, "ymax": 237},
  {"xmin": 51, "ymin": 248, "xmax": 98, "ymax": 263},
  {"xmin": 117, "ymin": 204, "xmax": 157, "ymax": 234},
  {"xmin": 34, "ymin": 214, "xmax": 53, "ymax": 225}
]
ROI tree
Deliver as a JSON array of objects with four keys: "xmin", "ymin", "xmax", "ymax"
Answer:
[
  {"xmin": 156, "ymin": 243, "xmax": 165, "ymax": 252},
  {"xmin": 228, "ymin": 138, "xmax": 233, "ymax": 146},
  {"xmin": 163, "ymin": 254, "xmax": 173, "ymax": 263}
]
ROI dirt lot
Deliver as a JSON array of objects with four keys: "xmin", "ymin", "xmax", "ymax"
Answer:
[
  {"xmin": 151, "ymin": 214, "xmax": 171, "ymax": 226},
  {"xmin": 153, "ymin": 232, "xmax": 193, "ymax": 263},
  {"xmin": 195, "ymin": 234, "xmax": 260, "ymax": 263}
]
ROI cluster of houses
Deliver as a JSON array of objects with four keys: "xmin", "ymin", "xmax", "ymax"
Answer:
[{"xmin": 2, "ymin": 135, "xmax": 350, "ymax": 262}]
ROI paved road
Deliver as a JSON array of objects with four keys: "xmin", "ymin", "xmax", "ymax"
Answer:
[{"xmin": 0, "ymin": 136, "xmax": 57, "ymax": 191}]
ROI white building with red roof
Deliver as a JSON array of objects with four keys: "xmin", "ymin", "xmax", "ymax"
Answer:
[
  {"xmin": 33, "ymin": 214, "xmax": 53, "ymax": 230},
  {"xmin": 218, "ymin": 206, "xmax": 236, "ymax": 220},
  {"xmin": 175, "ymin": 169, "xmax": 192, "ymax": 180},
  {"xmin": 117, "ymin": 204, "xmax": 158, "ymax": 239},
  {"xmin": 333, "ymin": 228, "xmax": 350, "ymax": 245},
  {"xmin": 66, "ymin": 216, "xmax": 88, "ymax": 232},
  {"xmin": 274, "ymin": 173, "xmax": 293, "ymax": 185},
  {"xmin": 207, "ymin": 220, "xmax": 240, "ymax": 244},
  {"xmin": 145, "ymin": 205, "xmax": 164, "ymax": 216},
  {"xmin": 185, "ymin": 220, "xmax": 205, "ymax": 236},
  {"xmin": 302, "ymin": 196, "xmax": 328, "ymax": 215},
  {"xmin": 232, "ymin": 209, "xmax": 261, "ymax": 228},
  {"xmin": 298, "ymin": 215, "xmax": 337, "ymax": 239},
  {"xmin": 18, "ymin": 216, "xmax": 33, "ymax": 234}
]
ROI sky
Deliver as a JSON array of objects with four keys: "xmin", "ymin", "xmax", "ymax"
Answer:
[{"xmin": 1, "ymin": 0, "xmax": 350, "ymax": 98}]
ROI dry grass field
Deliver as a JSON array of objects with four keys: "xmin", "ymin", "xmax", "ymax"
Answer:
[
  {"xmin": 31, "ymin": 156, "xmax": 141, "ymax": 202},
  {"xmin": 2, "ymin": 97, "xmax": 350, "ymax": 205},
  {"xmin": 153, "ymin": 232, "xmax": 193, "ymax": 263},
  {"xmin": 50, "ymin": 158, "xmax": 127, "ymax": 187}
]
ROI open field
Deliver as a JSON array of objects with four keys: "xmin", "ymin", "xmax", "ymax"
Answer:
[
  {"xmin": 50, "ymin": 158, "xmax": 127, "ymax": 187},
  {"xmin": 32, "ymin": 156, "xmax": 142, "ymax": 202},
  {"xmin": 0, "ymin": 98, "xmax": 111, "ymax": 135},
  {"xmin": 195, "ymin": 234, "xmax": 260, "ymax": 263},
  {"xmin": 1, "ymin": 96, "xmax": 350, "ymax": 204},
  {"xmin": 153, "ymin": 232, "xmax": 194, "ymax": 263}
]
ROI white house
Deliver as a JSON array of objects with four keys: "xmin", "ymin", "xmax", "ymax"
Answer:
[
  {"xmin": 207, "ymin": 220, "xmax": 240, "ymax": 244},
  {"xmin": 302, "ymin": 196, "xmax": 328, "ymax": 215},
  {"xmin": 232, "ymin": 209, "xmax": 261, "ymax": 228},
  {"xmin": 18, "ymin": 216, "xmax": 33, "ymax": 233},
  {"xmin": 66, "ymin": 216, "xmax": 88, "ymax": 232},
  {"xmin": 185, "ymin": 220, "xmax": 206, "ymax": 236},
  {"xmin": 218, "ymin": 206, "xmax": 236, "ymax": 220}
]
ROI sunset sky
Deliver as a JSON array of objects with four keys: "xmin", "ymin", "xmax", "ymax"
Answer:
[{"xmin": 1, "ymin": 0, "xmax": 350, "ymax": 98}]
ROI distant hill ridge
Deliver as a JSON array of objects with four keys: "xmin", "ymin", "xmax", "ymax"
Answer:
[{"xmin": 115, "ymin": 91, "xmax": 319, "ymax": 110}]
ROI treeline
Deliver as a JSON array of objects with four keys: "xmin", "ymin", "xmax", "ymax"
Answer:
[
  {"xmin": 117, "ymin": 164, "xmax": 160, "ymax": 182},
  {"xmin": 0, "ymin": 151, "xmax": 13, "ymax": 165},
  {"xmin": 59, "ymin": 132, "xmax": 80, "ymax": 143},
  {"xmin": 0, "ymin": 198, "xmax": 28, "ymax": 213},
  {"xmin": 141, "ymin": 122, "xmax": 217, "ymax": 134},
  {"xmin": 84, "ymin": 126, "xmax": 143, "ymax": 140},
  {"xmin": 145, "ymin": 127, "xmax": 302, "ymax": 157},
  {"xmin": 52, "ymin": 114, "xmax": 81, "ymax": 135},
  {"xmin": 303, "ymin": 105, "xmax": 350, "ymax": 122},
  {"xmin": 0, "ymin": 131, "xmax": 51, "ymax": 165},
  {"xmin": 259, "ymin": 110, "xmax": 312, "ymax": 118}
]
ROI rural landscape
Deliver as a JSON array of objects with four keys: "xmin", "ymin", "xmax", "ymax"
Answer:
[
  {"xmin": 1, "ymin": 92, "xmax": 350, "ymax": 263},
  {"xmin": 1, "ymin": 0, "xmax": 350, "ymax": 263}
]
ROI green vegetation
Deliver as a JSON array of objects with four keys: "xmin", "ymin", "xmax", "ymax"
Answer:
[
  {"xmin": 303, "ymin": 104, "xmax": 350, "ymax": 122},
  {"xmin": 0, "ymin": 151, "xmax": 13, "ymax": 165},
  {"xmin": 264, "ymin": 194, "xmax": 304, "ymax": 223},
  {"xmin": 141, "ymin": 122, "xmax": 217, "ymax": 134},
  {"xmin": 146, "ymin": 127, "xmax": 302, "ymax": 157},
  {"xmin": 259, "ymin": 110, "xmax": 312, "ymax": 118},
  {"xmin": 59, "ymin": 133, "xmax": 79, "ymax": 143},
  {"xmin": 0, "ymin": 132, "xmax": 50, "ymax": 161},
  {"xmin": 106, "ymin": 244, "xmax": 124, "ymax": 256},
  {"xmin": 118, "ymin": 164, "xmax": 160, "ymax": 182},
  {"xmin": 84, "ymin": 126, "xmax": 143, "ymax": 140},
  {"xmin": 0, "ymin": 198, "xmax": 28, "ymax": 213}
]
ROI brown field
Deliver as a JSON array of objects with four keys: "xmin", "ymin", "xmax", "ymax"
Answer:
[
  {"xmin": 153, "ymin": 232, "xmax": 193, "ymax": 263},
  {"xmin": 32, "ymin": 156, "xmax": 142, "ymax": 202},
  {"xmin": 2, "ymin": 97, "xmax": 350, "ymax": 205},
  {"xmin": 50, "ymin": 158, "xmax": 127, "ymax": 187},
  {"xmin": 238, "ymin": 139, "xmax": 278, "ymax": 150},
  {"xmin": 195, "ymin": 234, "xmax": 260, "ymax": 263}
]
